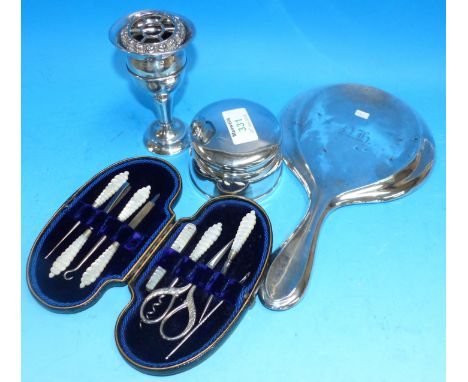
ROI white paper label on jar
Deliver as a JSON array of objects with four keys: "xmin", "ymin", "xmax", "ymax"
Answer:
[
  {"xmin": 354, "ymin": 109, "xmax": 370, "ymax": 119},
  {"xmin": 222, "ymin": 108, "xmax": 259, "ymax": 145}
]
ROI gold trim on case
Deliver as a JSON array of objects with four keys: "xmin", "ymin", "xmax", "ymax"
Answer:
[
  {"xmin": 26, "ymin": 156, "xmax": 182, "ymax": 312},
  {"xmin": 114, "ymin": 195, "xmax": 273, "ymax": 374}
]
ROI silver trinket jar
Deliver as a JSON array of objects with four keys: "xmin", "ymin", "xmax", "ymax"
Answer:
[{"xmin": 190, "ymin": 99, "xmax": 282, "ymax": 199}]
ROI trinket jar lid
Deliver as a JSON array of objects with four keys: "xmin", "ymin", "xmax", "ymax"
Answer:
[{"xmin": 189, "ymin": 99, "xmax": 282, "ymax": 199}]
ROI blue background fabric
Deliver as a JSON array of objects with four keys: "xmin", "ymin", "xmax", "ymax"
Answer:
[{"xmin": 22, "ymin": 0, "xmax": 445, "ymax": 381}]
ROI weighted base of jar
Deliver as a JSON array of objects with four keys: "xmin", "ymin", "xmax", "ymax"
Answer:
[
  {"xmin": 189, "ymin": 160, "xmax": 283, "ymax": 200},
  {"xmin": 144, "ymin": 119, "xmax": 189, "ymax": 156}
]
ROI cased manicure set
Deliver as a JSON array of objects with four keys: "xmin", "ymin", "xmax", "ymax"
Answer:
[{"xmin": 26, "ymin": 9, "xmax": 436, "ymax": 375}]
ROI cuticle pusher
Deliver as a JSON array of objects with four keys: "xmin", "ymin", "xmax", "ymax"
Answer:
[
  {"xmin": 79, "ymin": 193, "xmax": 161, "ymax": 288},
  {"xmin": 61, "ymin": 185, "xmax": 152, "ymax": 280},
  {"xmin": 44, "ymin": 171, "xmax": 129, "ymax": 259},
  {"xmin": 200, "ymin": 210, "xmax": 256, "ymax": 320},
  {"xmin": 145, "ymin": 223, "xmax": 197, "ymax": 291},
  {"xmin": 48, "ymin": 182, "xmax": 131, "ymax": 278}
]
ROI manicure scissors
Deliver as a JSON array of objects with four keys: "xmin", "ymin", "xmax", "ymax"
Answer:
[{"xmin": 139, "ymin": 240, "xmax": 233, "ymax": 341}]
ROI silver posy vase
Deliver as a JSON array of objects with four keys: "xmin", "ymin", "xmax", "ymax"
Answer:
[{"xmin": 110, "ymin": 10, "xmax": 194, "ymax": 155}]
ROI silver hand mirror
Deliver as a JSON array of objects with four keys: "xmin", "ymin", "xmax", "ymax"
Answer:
[{"xmin": 259, "ymin": 84, "xmax": 435, "ymax": 310}]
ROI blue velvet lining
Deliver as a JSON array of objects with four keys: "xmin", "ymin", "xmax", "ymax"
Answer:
[
  {"xmin": 155, "ymin": 249, "xmax": 243, "ymax": 306},
  {"xmin": 116, "ymin": 198, "xmax": 271, "ymax": 370},
  {"xmin": 27, "ymin": 158, "xmax": 180, "ymax": 309},
  {"xmin": 67, "ymin": 201, "xmax": 147, "ymax": 249}
]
